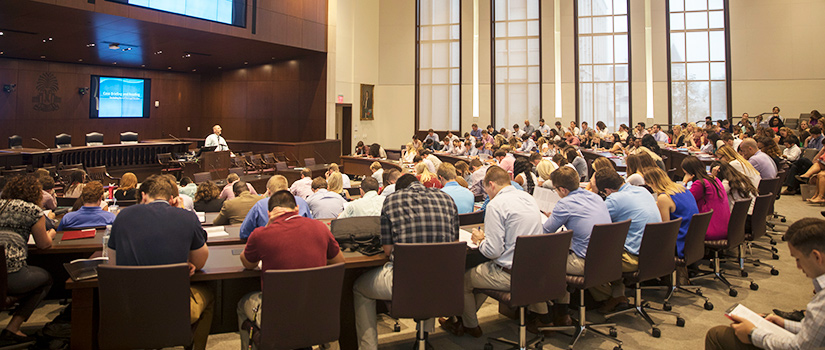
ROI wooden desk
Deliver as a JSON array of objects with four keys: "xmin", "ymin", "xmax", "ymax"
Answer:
[
  {"xmin": 433, "ymin": 153, "xmax": 473, "ymax": 165},
  {"xmin": 0, "ymin": 141, "xmax": 190, "ymax": 169},
  {"xmin": 65, "ymin": 245, "xmax": 388, "ymax": 350},
  {"xmin": 276, "ymin": 164, "xmax": 329, "ymax": 184},
  {"xmin": 340, "ymin": 156, "xmax": 405, "ymax": 177}
]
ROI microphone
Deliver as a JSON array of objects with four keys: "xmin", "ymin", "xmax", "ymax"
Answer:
[
  {"xmin": 31, "ymin": 138, "xmax": 50, "ymax": 150},
  {"xmin": 314, "ymin": 150, "xmax": 329, "ymax": 165},
  {"xmin": 168, "ymin": 134, "xmax": 182, "ymax": 142}
]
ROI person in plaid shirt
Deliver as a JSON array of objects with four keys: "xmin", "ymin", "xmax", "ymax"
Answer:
[{"xmin": 353, "ymin": 174, "xmax": 459, "ymax": 350}]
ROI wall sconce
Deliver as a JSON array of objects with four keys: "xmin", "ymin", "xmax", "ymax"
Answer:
[
  {"xmin": 2, "ymin": 84, "xmax": 15, "ymax": 93},
  {"xmin": 78, "ymin": 87, "xmax": 89, "ymax": 95}
]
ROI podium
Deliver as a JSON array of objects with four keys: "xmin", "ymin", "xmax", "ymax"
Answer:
[{"xmin": 182, "ymin": 151, "xmax": 232, "ymax": 181}]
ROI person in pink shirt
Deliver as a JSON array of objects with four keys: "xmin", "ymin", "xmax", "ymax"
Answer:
[
  {"xmin": 496, "ymin": 147, "xmax": 516, "ymax": 176},
  {"xmin": 682, "ymin": 156, "xmax": 730, "ymax": 241}
]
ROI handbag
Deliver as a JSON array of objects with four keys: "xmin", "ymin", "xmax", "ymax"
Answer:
[{"xmin": 330, "ymin": 216, "xmax": 383, "ymax": 256}]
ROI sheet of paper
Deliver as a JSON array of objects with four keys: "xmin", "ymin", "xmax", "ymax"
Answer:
[
  {"xmin": 533, "ymin": 187, "xmax": 561, "ymax": 214},
  {"xmin": 459, "ymin": 229, "xmax": 479, "ymax": 249},
  {"xmin": 204, "ymin": 226, "xmax": 229, "ymax": 238},
  {"xmin": 727, "ymin": 304, "xmax": 794, "ymax": 339},
  {"xmin": 196, "ymin": 212, "xmax": 205, "ymax": 223},
  {"xmin": 28, "ymin": 235, "xmax": 35, "ymax": 245}
]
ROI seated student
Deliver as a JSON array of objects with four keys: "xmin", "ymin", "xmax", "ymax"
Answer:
[
  {"xmin": 113, "ymin": 172, "xmax": 138, "ymax": 201},
  {"xmin": 468, "ymin": 159, "xmax": 491, "ymax": 196},
  {"xmin": 415, "ymin": 162, "xmax": 443, "ymax": 189},
  {"xmin": 519, "ymin": 134, "xmax": 537, "ymax": 152},
  {"xmin": 537, "ymin": 159, "xmax": 558, "ymax": 189},
  {"xmin": 542, "ymin": 166, "xmax": 611, "ymax": 327},
  {"xmin": 239, "ymin": 175, "xmax": 311, "ymax": 240},
  {"xmin": 57, "ymin": 181, "xmax": 115, "ymax": 230},
  {"xmin": 178, "ymin": 177, "xmax": 197, "ymax": 198},
  {"xmin": 715, "ymin": 162, "xmax": 757, "ymax": 216},
  {"xmin": 237, "ymin": 190, "xmax": 345, "ymax": 349},
  {"xmin": 705, "ymin": 218, "xmax": 825, "ymax": 350},
  {"xmin": 38, "ymin": 175, "xmax": 57, "ymax": 210},
  {"xmin": 716, "ymin": 145, "xmax": 761, "ymax": 190},
  {"xmin": 106, "ymin": 174, "xmax": 213, "ymax": 350},
  {"xmin": 450, "ymin": 139, "xmax": 467, "ymax": 156},
  {"xmin": 566, "ymin": 148, "xmax": 588, "ymax": 180},
  {"xmin": 369, "ymin": 161, "xmax": 384, "ymax": 187},
  {"xmin": 379, "ymin": 168, "xmax": 402, "ymax": 197},
  {"xmin": 327, "ymin": 171, "xmax": 351, "ymax": 201},
  {"xmin": 0, "ymin": 175, "xmax": 56, "ymax": 345},
  {"xmin": 682, "ymin": 156, "xmax": 730, "ymax": 241},
  {"xmin": 306, "ymin": 177, "xmax": 348, "ymax": 219},
  {"xmin": 423, "ymin": 148, "xmax": 443, "ymax": 172},
  {"xmin": 513, "ymin": 158, "xmax": 538, "ymax": 195},
  {"xmin": 213, "ymin": 181, "xmax": 261, "ymax": 225},
  {"xmin": 339, "ymin": 178, "xmax": 384, "ymax": 218},
  {"xmin": 590, "ymin": 168, "xmax": 662, "ymax": 313},
  {"xmin": 326, "ymin": 163, "xmax": 351, "ymax": 188},
  {"xmin": 193, "ymin": 182, "xmax": 224, "ymax": 213},
  {"xmin": 437, "ymin": 163, "xmax": 474, "ymax": 214},
  {"xmin": 739, "ymin": 138, "xmax": 778, "ymax": 179},
  {"xmin": 289, "ymin": 168, "xmax": 314, "ymax": 199},
  {"xmin": 219, "ymin": 173, "xmax": 258, "ymax": 200},
  {"xmin": 64, "ymin": 170, "xmax": 87, "ymax": 198}
]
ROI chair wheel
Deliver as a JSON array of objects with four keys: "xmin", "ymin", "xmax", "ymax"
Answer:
[
  {"xmin": 484, "ymin": 343, "xmax": 493, "ymax": 350},
  {"xmin": 695, "ymin": 289, "xmax": 703, "ymax": 297},
  {"xmin": 772, "ymin": 254, "xmax": 779, "ymax": 260},
  {"xmin": 676, "ymin": 317, "xmax": 685, "ymax": 327},
  {"xmin": 770, "ymin": 240, "xmax": 777, "ymax": 245},
  {"xmin": 652, "ymin": 327, "xmax": 661, "ymax": 338},
  {"xmin": 771, "ymin": 247, "xmax": 778, "ymax": 252},
  {"xmin": 771, "ymin": 269, "xmax": 779, "ymax": 276},
  {"xmin": 393, "ymin": 323, "xmax": 401, "ymax": 332},
  {"xmin": 729, "ymin": 289, "xmax": 738, "ymax": 297},
  {"xmin": 614, "ymin": 347, "xmax": 622, "ymax": 350},
  {"xmin": 535, "ymin": 342, "xmax": 543, "ymax": 349},
  {"xmin": 782, "ymin": 235, "xmax": 787, "ymax": 241},
  {"xmin": 609, "ymin": 327, "xmax": 618, "ymax": 337},
  {"xmin": 781, "ymin": 218, "xmax": 787, "ymax": 222},
  {"xmin": 750, "ymin": 282, "xmax": 759, "ymax": 291},
  {"xmin": 704, "ymin": 301, "xmax": 714, "ymax": 310},
  {"xmin": 740, "ymin": 271, "xmax": 748, "ymax": 277},
  {"xmin": 662, "ymin": 302, "xmax": 672, "ymax": 311}
]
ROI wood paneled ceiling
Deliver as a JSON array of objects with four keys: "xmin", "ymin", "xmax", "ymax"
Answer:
[{"xmin": 0, "ymin": 1, "xmax": 321, "ymax": 73}]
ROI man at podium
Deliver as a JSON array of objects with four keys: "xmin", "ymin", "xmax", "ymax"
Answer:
[{"xmin": 204, "ymin": 125, "xmax": 229, "ymax": 152}]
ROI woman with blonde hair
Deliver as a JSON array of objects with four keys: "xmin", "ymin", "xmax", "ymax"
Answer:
[
  {"xmin": 327, "ymin": 171, "xmax": 351, "ymax": 200},
  {"xmin": 671, "ymin": 125, "xmax": 686, "ymax": 147},
  {"xmin": 414, "ymin": 162, "xmax": 442, "ymax": 188},
  {"xmin": 536, "ymin": 159, "xmax": 558, "ymax": 188},
  {"xmin": 113, "ymin": 172, "xmax": 138, "ymax": 201},
  {"xmin": 642, "ymin": 167, "xmax": 699, "ymax": 260},
  {"xmin": 716, "ymin": 145, "xmax": 761, "ymax": 189},
  {"xmin": 402, "ymin": 142, "xmax": 417, "ymax": 163},
  {"xmin": 625, "ymin": 152, "xmax": 658, "ymax": 186},
  {"xmin": 586, "ymin": 157, "xmax": 615, "ymax": 193}
]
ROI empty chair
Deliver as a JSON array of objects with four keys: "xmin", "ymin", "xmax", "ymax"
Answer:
[
  {"xmin": 193, "ymin": 172, "xmax": 213, "ymax": 184},
  {"xmin": 540, "ymin": 220, "xmax": 631, "ymax": 349},
  {"xmin": 98, "ymin": 263, "xmax": 192, "ymax": 349},
  {"xmin": 743, "ymin": 194, "xmax": 780, "ymax": 275},
  {"xmin": 458, "ymin": 210, "xmax": 484, "ymax": 225},
  {"xmin": 85, "ymin": 132, "xmax": 104, "ymax": 146},
  {"xmin": 8, "ymin": 135, "xmax": 22, "ymax": 149},
  {"xmin": 86, "ymin": 166, "xmax": 120, "ymax": 185},
  {"xmin": 0, "ymin": 168, "xmax": 26, "ymax": 178},
  {"xmin": 228, "ymin": 167, "xmax": 245, "ymax": 178},
  {"xmin": 255, "ymin": 264, "xmax": 345, "ymax": 349},
  {"xmin": 275, "ymin": 162, "xmax": 289, "ymax": 171},
  {"xmin": 604, "ymin": 219, "xmax": 685, "ymax": 338},
  {"xmin": 304, "ymin": 158, "xmax": 316, "ymax": 167},
  {"xmin": 157, "ymin": 153, "xmax": 182, "ymax": 179},
  {"xmin": 120, "ymin": 131, "xmax": 139, "ymax": 144},
  {"xmin": 385, "ymin": 242, "xmax": 466, "ymax": 349},
  {"xmin": 55, "ymin": 134, "xmax": 72, "ymax": 148},
  {"xmin": 662, "ymin": 211, "xmax": 714, "ymax": 311},
  {"xmin": 478, "ymin": 232, "xmax": 573, "ymax": 350}
]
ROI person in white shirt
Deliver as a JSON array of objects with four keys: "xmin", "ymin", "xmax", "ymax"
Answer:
[
  {"xmin": 423, "ymin": 149, "xmax": 442, "ymax": 172},
  {"xmin": 652, "ymin": 124, "xmax": 669, "ymax": 143},
  {"xmin": 519, "ymin": 134, "xmax": 537, "ymax": 152},
  {"xmin": 369, "ymin": 162, "xmax": 384, "ymax": 187},
  {"xmin": 289, "ymin": 168, "xmax": 314, "ymax": 199},
  {"xmin": 783, "ymin": 135, "xmax": 802, "ymax": 162},
  {"xmin": 569, "ymin": 121, "xmax": 581, "ymax": 137},
  {"xmin": 450, "ymin": 139, "xmax": 467, "ymax": 156},
  {"xmin": 633, "ymin": 122, "xmax": 649, "ymax": 139},
  {"xmin": 326, "ymin": 163, "xmax": 351, "ymax": 188},
  {"xmin": 204, "ymin": 125, "xmax": 229, "ymax": 151},
  {"xmin": 595, "ymin": 121, "xmax": 610, "ymax": 138},
  {"xmin": 513, "ymin": 124, "xmax": 526, "ymax": 139},
  {"xmin": 339, "ymin": 178, "xmax": 384, "ymax": 218},
  {"xmin": 538, "ymin": 119, "xmax": 551, "ymax": 137},
  {"xmin": 380, "ymin": 169, "xmax": 402, "ymax": 197}
]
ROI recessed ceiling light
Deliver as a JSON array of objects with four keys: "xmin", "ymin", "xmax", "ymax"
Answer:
[
  {"xmin": 78, "ymin": 59, "xmax": 83, "ymax": 62},
  {"xmin": 155, "ymin": 50, "xmax": 163, "ymax": 55},
  {"xmin": 141, "ymin": 64, "xmax": 145, "ymax": 67},
  {"xmin": 244, "ymin": 62, "xmax": 248, "ymax": 65},
  {"xmin": 0, "ymin": 32, "xmax": 4, "ymax": 36},
  {"xmin": 48, "ymin": 37, "xmax": 52, "ymax": 41},
  {"xmin": 113, "ymin": 62, "xmax": 117, "ymax": 65},
  {"xmin": 86, "ymin": 43, "xmax": 95, "ymax": 47},
  {"xmin": 168, "ymin": 66, "xmax": 172, "ymax": 69},
  {"xmin": 218, "ymin": 67, "xmax": 222, "ymax": 69},
  {"xmin": 109, "ymin": 43, "xmax": 120, "ymax": 50},
  {"xmin": 192, "ymin": 69, "xmax": 196, "ymax": 72},
  {"xmin": 40, "ymin": 55, "xmax": 45, "ymax": 59},
  {"xmin": 0, "ymin": 52, "xmax": 4, "ymax": 55}
]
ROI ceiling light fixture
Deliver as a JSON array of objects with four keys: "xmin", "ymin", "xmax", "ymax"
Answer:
[
  {"xmin": 167, "ymin": 66, "xmax": 172, "ymax": 70},
  {"xmin": 108, "ymin": 43, "xmax": 120, "ymax": 50},
  {"xmin": 86, "ymin": 43, "xmax": 95, "ymax": 47},
  {"xmin": 40, "ymin": 55, "xmax": 45, "ymax": 59},
  {"xmin": 155, "ymin": 50, "xmax": 163, "ymax": 55},
  {"xmin": 121, "ymin": 47, "xmax": 131, "ymax": 52},
  {"xmin": 0, "ymin": 32, "xmax": 4, "ymax": 36}
]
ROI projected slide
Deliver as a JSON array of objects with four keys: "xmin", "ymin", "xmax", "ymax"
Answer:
[{"xmin": 98, "ymin": 77, "xmax": 146, "ymax": 118}]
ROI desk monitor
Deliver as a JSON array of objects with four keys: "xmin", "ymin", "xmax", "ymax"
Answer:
[{"xmin": 196, "ymin": 146, "xmax": 217, "ymax": 157}]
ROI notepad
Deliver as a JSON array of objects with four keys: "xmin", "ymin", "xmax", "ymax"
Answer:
[
  {"xmin": 459, "ymin": 229, "xmax": 479, "ymax": 249},
  {"xmin": 61, "ymin": 229, "xmax": 97, "ymax": 241},
  {"xmin": 197, "ymin": 212, "xmax": 206, "ymax": 223},
  {"xmin": 204, "ymin": 226, "xmax": 230, "ymax": 238},
  {"xmin": 726, "ymin": 303, "xmax": 794, "ymax": 339},
  {"xmin": 532, "ymin": 187, "xmax": 561, "ymax": 214}
]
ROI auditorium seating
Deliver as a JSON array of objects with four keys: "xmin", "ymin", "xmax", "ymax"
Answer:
[
  {"xmin": 120, "ymin": 132, "xmax": 139, "ymax": 144},
  {"xmin": 8, "ymin": 135, "xmax": 22, "ymax": 149},
  {"xmin": 55, "ymin": 134, "xmax": 72, "ymax": 148},
  {"xmin": 85, "ymin": 132, "xmax": 104, "ymax": 146}
]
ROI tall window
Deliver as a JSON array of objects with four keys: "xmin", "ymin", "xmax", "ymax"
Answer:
[
  {"xmin": 492, "ymin": 0, "xmax": 541, "ymax": 130},
  {"xmin": 668, "ymin": 0, "xmax": 728, "ymax": 125},
  {"xmin": 577, "ymin": 0, "xmax": 629, "ymax": 131},
  {"xmin": 417, "ymin": 0, "xmax": 461, "ymax": 132}
]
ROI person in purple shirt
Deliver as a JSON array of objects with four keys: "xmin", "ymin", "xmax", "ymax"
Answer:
[
  {"xmin": 740, "ymin": 138, "xmax": 777, "ymax": 179},
  {"xmin": 239, "ymin": 175, "xmax": 311, "ymax": 240},
  {"xmin": 470, "ymin": 123, "xmax": 482, "ymax": 139},
  {"xmin": 56, "ymin": 181, "xmax": 115, "ymax": 230}
]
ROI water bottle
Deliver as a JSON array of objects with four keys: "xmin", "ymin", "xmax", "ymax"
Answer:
[{"xmin": 102, "ymin": 225, "xmax": 112, "ymax": 259}]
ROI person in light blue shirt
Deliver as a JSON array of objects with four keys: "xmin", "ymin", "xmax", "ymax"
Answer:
[
  {"xmin": 543, "ymin": 167, "xmax": 611, "ymax": 307},
  {"xmin": 57, "ymin": 181, "xmax": 115, "ymax": 230},
  {"xmin": 436, "ymin": 163, "xmax": 475, "ymax": 214},
  {"xmin": 239, "ymin": 175, "xmax": 311, "ymax": 240},
  {"xmin": 306, "ymin": 177, "xmax": 348, "ymax": 219},
  {"xmin": 590, "ymin": 168, "xmax": 662, "ymax": 312},
  {"xmin": 178, "ymin": 177, "xmax": 197, "ymax": 198}
]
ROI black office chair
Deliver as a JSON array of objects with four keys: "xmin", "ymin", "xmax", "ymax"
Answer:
[
  {"xmin": 743, "ymin": 194, "xmax": 780, "ymax": 276},
  {"xmin": 55, "ymin": 133, "xmax": 72, "ymax": 148},
  {"xmin": 8, "ymin": 135, "xmax": 22, "ymax": 149},
  {"xmin": 662, "ymin": 211, "xmax": 714, "ymax": 311},
  {"xmin": 304, "ymin": 158, "xmax": 316, "ymax": 167},
  {"xmin": 85, "ymin": 132, "xmax": 104, "ymax": 146},
  {"xmin": 120, "ymin": 131, "xmax": 139, "ymax": 144},
  {"xmin": 458, "ymin": 210, "xmax": 485, "ymax": 225}
]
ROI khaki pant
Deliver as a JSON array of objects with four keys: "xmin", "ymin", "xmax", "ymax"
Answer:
[
  {"xmin": 190, "ymin": 283, "xmax": 215, "ymax": 350},
  {"xmin": 590, "ymin": 251, "xmax": 639, "ymax": 302},
  {"xmin": 460, "ymin": 261, "xmax": 550, "ymax": 328},
  {"xmin": 559, "ymin": 252, "xmax": 586, "ymax": 304},
  {"xmin": 705, "ymin": 325, "xmax": 761, "ymax": 350}
]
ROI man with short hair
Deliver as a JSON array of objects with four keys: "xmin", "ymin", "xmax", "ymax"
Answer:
[
  {"xmin": 57, "ymin": 181, "xmax": 115, "ymax": 230},
  {"xmin": 590, "ymin": 168, "xmax": 662, "ymax": 313},
  {"xmin": 424, "ymin": 148, "xmax": 443, "ymax": 172},
  {"xmin": 807, "ymin": 126, "xmax": 824, "ymax": 151},
  {"xmin": 354, "ymin": 174, "xmax": 459, "ymax": 349},
  {"xmin": 497, "ymin": 147, "xmax": 516, "ymax": 174},
  {"xmin": 425, "ymin": 129, "xmax": 440, "ymax": 145},
  {"xmin": 470, "ymin": 123, "xmax": 482, "ymax": 139},
  {"xmin": 720, "ymin": 132, "xmax": 742, "ymax": 151},
  {"xmin": 178, "ymin": 177, "xmax": 197, "ymax": 198},
  {"xmin": 219, "ymin": 173, "xmax": 258, "ymax": 200},
  {"xmin": 538, "ymin": 119, "xmax": 551, "ymax": 137},
  {"xmin": 513, "ymin": 124, "xmax": 525, "ymax": 139},
  {"xmin": 480, "ymin": 130, "xmax": 494, "ymax": 146},
  {"xmin": 107, "ymin": 174, "xmax": 213, "ymax": 350},
  {"xmin": 289, "ymin": 168, "xmax": 314, "ymax": 199},
  {"xmin": 705, "ymin": 218, "xmax": 825, "ymax": 350},
  {"xmin": 380, "ymin": 169, "xmax": 402, "ymax": 197},
  {"xmin": 487, "ymin": 125, "xmax": 499, "ymax": 137},
  {"xmin": 213, "ymin": 181, "xmax": 261, "ymax": 225},
  {"xmin": 440, "ymin": 166, "xmax": 544, "ymax": 337},
  {"xmin": 519, "ymin": 134, "xmax": 537, "ymax": 152},
  {"xmin": 740, "ymin": 138, "xmax": 778, "ymax": 179},
  {"xmin": 468, "ymin": 158, "xmax": 491, "ymax": 196},
  {"xmin": 339, "ymin": 178, "xmax": 385, "ymax": 218},
  {"xmin": 39, "ymin": 175, "xmax": 57, "ymax": 210},
  {"xmin": 237, "ymin": 190, "xmax": 345, "ymax": 350},
  {"xmin": 543, "ymin": 167, "xmax": 611, "ymax": 323},
  {"xmin": 523, "ymin": 120, "xmax": 535, "ymax": 137},
  {"xmin": 306, "ymin": 177, "xmax": 347, "ymax": 219},
  {"xmin": 653, "ymin": 124, "xmax": 669, "ymax": 143},
  {"xmin": 580, "ymin": 121, "xmax": 591, "ymax": 136},
  {"xmin": 239, "ymin": 175, "xmax": 311, "ymax": 240},
  {"xmin": 634, "ymin": 122, "xmax": 649, "ymax": 139},
  {"xmin": 204, "ymin": 124, "xmax": 229, "ymax": 151},
  {"xmin": 437, "ymin": 163, "xmax": 474, "ymax": 214},
  {"xmin": 737, "ymin": 113, "xmax": 750, "ymax": 129}
]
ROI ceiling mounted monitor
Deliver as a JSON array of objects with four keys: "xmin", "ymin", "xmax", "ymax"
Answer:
[{"xmin": 107, "ymin": 0, "xmax": 247, "ymax": 27}]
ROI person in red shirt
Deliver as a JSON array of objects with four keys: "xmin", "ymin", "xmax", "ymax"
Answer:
[{"xmin": 236, "ymin": 190, "xmax": 345, "ymax": 349}]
